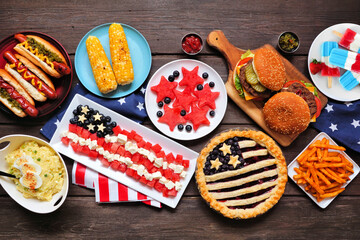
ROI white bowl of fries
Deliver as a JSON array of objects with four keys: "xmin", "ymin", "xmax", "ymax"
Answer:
[{"xmin": 288, "ymin": 132, "xmax": 360, "ymax": 208}]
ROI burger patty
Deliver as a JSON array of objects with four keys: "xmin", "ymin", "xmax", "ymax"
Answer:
[
  {"xmin": 281, "ymin": 82, "xmax": 317, "ymax": 117},
  {"xmin": 238, "ymin": 61, "xmax": 271, "ymax": 99}
]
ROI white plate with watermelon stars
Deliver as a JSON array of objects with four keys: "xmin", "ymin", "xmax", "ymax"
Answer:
[{"xmin": 145, "ymin": 59, "xmax": 227, "ymax": 141}]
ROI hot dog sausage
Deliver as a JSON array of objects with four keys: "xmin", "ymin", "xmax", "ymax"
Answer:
[
  {"xmin": 3, "ymin": 51, "xmax": 57, "ymax": 99},
  {"xmin": 53, "ymin": 61, "xmax": 71, "ymax": 75}
]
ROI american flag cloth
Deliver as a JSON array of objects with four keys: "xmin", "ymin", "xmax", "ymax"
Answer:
[
  {"xmin": 73, "ymin": 162, "xmax": 161, "ymax": 208},
  {"xmin": 311, "ymin": 99, "xmax": 360, "ymax": 153},
  {"xmin": 41, "ymin": 83, "xmax": 161, "ymax": 208}
]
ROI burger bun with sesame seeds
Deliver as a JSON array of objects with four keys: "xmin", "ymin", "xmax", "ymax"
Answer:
[{"xmin": 263, "ymin": 92, "xmax": 310, "ymax": 135}]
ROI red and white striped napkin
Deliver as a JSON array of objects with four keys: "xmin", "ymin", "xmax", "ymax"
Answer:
[{"xmin": 72, "ymin": 162, "xmax": 161, "ymax": 208}]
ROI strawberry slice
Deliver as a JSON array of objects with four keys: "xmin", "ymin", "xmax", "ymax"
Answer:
[
  {"xmin": 172, "ymin": 89, "xmax": 198, "ymax": 112},
  {"xmin": 179, "ymin": 66, "xmax": 204, "ymax": 93},
  {"xmin": 184, "ymin": 104, "xmax": 210, "ymax": 131},
  {"xmin": 158, "ymin": 105, "xmax": 186, "ymax": 131},
  {"xmin": 151, "ymin": 76, "xmax": 178, "ymax": 102},
  {"xmin": 193, "ymin": 83, "xmax": 220, "ymax": 109},
  {"xmin": 309, "ymin": 59, "xmax": 324, "ymax": 75}
]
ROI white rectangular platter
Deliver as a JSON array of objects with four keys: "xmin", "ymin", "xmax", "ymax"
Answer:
[
  {"xmin": 50, "ymin": 94, "xmax": 199, "ymax": 208},
  {"xmin": 288, "ymin": 132, "xmax": 360, "ymax": 208}
]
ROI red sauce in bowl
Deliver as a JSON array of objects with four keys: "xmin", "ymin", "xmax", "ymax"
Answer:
[{"xmin": 182, "ymin": 34, "xmax": 203, "ymax": 54}]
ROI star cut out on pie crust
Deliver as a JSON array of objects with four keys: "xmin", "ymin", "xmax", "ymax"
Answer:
[
  {"xmin": 219, "ymin": 143, "xmax": 232, "ymax": 155},
  {"xmin": 210, "ymin": 158, "xmax": 222, "ymax": 170},
  {"xmin": 228, "ymin": 155, "xmax": 240, "ymax": 168}
]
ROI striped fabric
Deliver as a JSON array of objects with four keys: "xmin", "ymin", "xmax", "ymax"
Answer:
[{"xmin": 72, "ymin": 162, "xmax": 161, "ymax": 208}]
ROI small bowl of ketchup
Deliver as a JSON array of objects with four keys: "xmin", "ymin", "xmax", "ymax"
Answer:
[{"xmin": 181, "ymin": 33, "xmax": 203, "ymax": 55}]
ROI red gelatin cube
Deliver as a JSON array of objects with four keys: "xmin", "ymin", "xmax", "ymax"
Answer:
[
  {"xmin": 121, "ymin": 129, "xmax": 130, "ymax": 137},
  {"xmin": 118, "ymin": 163, "xmax": 127, "ymax": 173},
  {"xmin": 128, "ymin": 130, "xmax": 137, "ymax": 140},
  {"xmin": 76, "ymin": 126, "xmax": 83, "ymax": 136},
  {"xmin": 175, "ymin": 154, "xmax": 183, "ymax": 164},
  {"xmin": 162, "ymin": 189, "xmax": 169, "ymax": 197},
  {"xmin": 166, "ymin": 153, "xmax": 175, "ymax": 163},
  {"xmin": 126, "ymin": 168, "xmax": 135, "ymax": 177},
  {"xmin": 68, "ymin": 124, "xmax": 77, "ymax": 133},
  {"xmin": 99, "ymin": 156, "xmax": 110, "ymax": 167},
  {"xmin": 89, "ymin": 150, "xmax": 98, "ymax": 159},
  {"xmin": 164, "ymin": 169, "xmax": 174, "ymax": 179},
  {"xmin": 149, "ymin": 167, "xmax": 158, "ymax": 173},
  {"xmin": 137, "ymin": 140, "xmax": 146, "ymax": 148},
  {"xmin": 156, "ymin": 151, "xmax": 165, "ymax": 158},
  {"xmin": 116, "ymin": 145, "xmax": 125, "ymax": 155},
  {"xmin": 103, "ymin": 142, "xmax": 112, "ymax": 151},
  {"xmin": 138, "ymin": 156, "xmax": 146, "ymax": 165},
  {"xmin": 124, "ymin": 151, "xmax": 132, "ymax": 159},
  {"xmin": 110, "ymin": 160, "xmax": 120, "ymax": 170},
  {"xmin": 110, "ymin": 143, "xmax": 120, "ymax": 153},
  {"xmin": 140, "ymin": 176, "xmax": 148, "ymax": 185},
  {"xmin": 112, "ymin": 125, "xmax": 122, "ymax": 135},
  {"xmin": 133, "ymin": 172, "xmax": 141, "ymax": 180},
  {"xmin": 89, "ymin": 133, "xmax": 98, "ymax": 141},
  {"xmin": 133, "ymin": 134, "xmax": 143, "ymax": 143},
  {"xmin": 154, "ymin": 182, "xmax": 165, "ymax": 193},
  {"xmin": 146, "ymin": 179, "xmax": 156, "ymax": 188},
  {"xmin": 172, "ymin": 173, "xmax": 180, "ymax": 182},
  {"xmin": 132, "ymin": 153, "xmax": 140, "ymax": 163},
  {"xmin": 97, "ymin": 138, "xmax": 105, "ymax": 146},
  {"xmin": 182, "ymin": 159, "xmax": 190, "ymax": 168},
  {"xmin": 81, "ymin": 146, "xmax": 90, "ymax": 155},
  {"xmin": 168, "ymin": 189, "xmax": 178, "ymax": 197},
  {"xmin": 151, "ymin": 144, "xmax": 162, "ymax": 153},
  {"xmin": 81, "ymin": 129, "xmax": 91, "ymax": 139},
  {"xmin": 61, "ymin": 137, "xmax": 70, "ymax": 145}
]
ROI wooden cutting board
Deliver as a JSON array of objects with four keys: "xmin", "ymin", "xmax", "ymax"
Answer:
[{"xmin": 207, "ymin": 30, "xmax": 328, "ymax": 147}]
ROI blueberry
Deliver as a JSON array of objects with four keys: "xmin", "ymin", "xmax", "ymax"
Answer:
[
  {"xmin": 209, "ymin": 110, "xmax": 215, "ymax": 117},
  {"xmin": 202, "ymin": 72, "xmax": 209, "ymax": 79},
  {"xmin": 157, "ymin": 111, "xmax": 163, "ymax": 117},
  {"xmin": 197, "ymin": 84, "xmax": 203, "ymax": 90},
  {"xmin": 180, "ymin": 109, "xmax": 186, "ymax": 116},
  {"xmin": 110, "ymin": 121, "xmax": 117, "ymax": 128},
  {"xmin": 77, "ymin": 121, "xmax": 83, "ymax": 127},
  {"xmin": 73, "ymin": 109, "xmax": 79, "ymax": 115},
  {"xmin": 84, "ymin": 119, "xmax": 90, "ymax": 126},
  {"xmin": 178, "ymin": 124, "xmax": 184, "ymax": 131},
  {"xmin": 209, "ymin": 81, "xmax": 215, "ymax": 88},
  {"xmin": 185, "ymin": 125, "xmax": 192, "ymax": 132},
  {"xmin": 158, "ymin": 101, "xmax": 164, "ymax": 108},
  {"xmin": 168, "ymin": 75, "xmax": 175, "ymax": 82},
  {"xmin": 105, "ymin": 116, "xmax": 111, "ymax": 122},
  {"xmin": 97, "ymin": 131, "xmax": 104, "ymax": 138},
  {"xmin": 227, "ymin": 139, "xmax": 234, "ymax": 145},
  {"xmin": 173, "ymin": 70, "xmax": 179, "ymax": 77},
  {"xmin": 164, "ymin": 97, "xmax": 171, "ymax": 104},
  {"xmin": 70, "ymin": 118, "xmax": 77, "ymax": 124},
  {"xmin": 233, "ymin": 137, "xmax": 239, "ymax": 142},
  {"xmin": 100, "ymin": 115, "xmax": 106, "ymax": 122},
  {"xmin": 76, "ymin": 105, "xmax": 83, "ymax": 112},
  {"xmin": 89, "ymin": 108, "xmax": 94, "ymax": 114},
  {"xmin": 105, "ymin": 126, "xmax": 113, "ymax": 133}
]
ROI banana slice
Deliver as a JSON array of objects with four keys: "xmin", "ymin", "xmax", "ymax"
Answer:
[{"xmin": 245, "ymin": 64, "xmax": 259, "ymax": 85}]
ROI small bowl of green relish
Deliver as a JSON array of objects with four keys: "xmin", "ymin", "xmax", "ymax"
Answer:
[{"xmin": 278, "ymin": 32, "xmax": 300, "ymax": 53}]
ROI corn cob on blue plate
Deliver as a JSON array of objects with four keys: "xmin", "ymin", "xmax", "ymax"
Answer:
[{"xmin": 75, "ymin": 23, "xmax": 151, "ymax": 98}]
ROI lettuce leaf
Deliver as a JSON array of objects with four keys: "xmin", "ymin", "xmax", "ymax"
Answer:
[
  {"xmin": 241, "ymin": 50, "xmax": 254, "ymax": 60},
  {"xmin": 234, "ymin": 74, "xmax": 244, "ymax": 98}
]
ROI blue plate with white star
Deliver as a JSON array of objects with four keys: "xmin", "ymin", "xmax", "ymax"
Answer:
[{"xmin": 75, "ymin": 23, "xmax": 152, "ymax": 98}]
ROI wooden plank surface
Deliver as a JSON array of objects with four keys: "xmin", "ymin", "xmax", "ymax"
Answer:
[{"xmin": 0, "ymin": 0, "xmax": 360, "ymax": 239}]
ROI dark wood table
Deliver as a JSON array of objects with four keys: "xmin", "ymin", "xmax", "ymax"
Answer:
[{"xmin": 1, "ymin": 0, "xmax": 360, "ymax": 238}]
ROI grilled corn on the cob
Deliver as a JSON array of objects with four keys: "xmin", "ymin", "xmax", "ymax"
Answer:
[
  {"xmin": 109, "ymin": 23, "xmax": 134, "ymax": 85},
  {"xmin": 86, "ymin": 36, "xmax": 117, "ymax": 94}
]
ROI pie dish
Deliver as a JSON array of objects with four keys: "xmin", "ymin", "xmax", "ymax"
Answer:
[{"xmin": 196, "ymin": 129, "xmax": 287, "ymax": 219}]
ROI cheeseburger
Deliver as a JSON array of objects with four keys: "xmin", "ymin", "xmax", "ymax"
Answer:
[{"xmin": 233, "ymin": 48, "xmax": 286, "ymax": 100}]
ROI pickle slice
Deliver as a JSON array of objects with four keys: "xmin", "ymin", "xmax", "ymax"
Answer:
[
  {"xmin": 244, "ymin": 64, "xmax": 259, "ymax": 85},
  {"xmin": 251, "ymin": 83, "xmax": 267, "ymax": 92}
]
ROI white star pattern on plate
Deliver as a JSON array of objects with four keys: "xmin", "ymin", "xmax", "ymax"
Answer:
[
  {"xmin": 329, "ymin": 123, "xmax": 338, "ymax": 132},
  {"xmin": 358, "ymin": 139, "xmax": 360, "ymax": 145},
  {"xmin": 344, "ymin": 102, "xmax": 353, "ymax": 107},
  {"xmin": 140, "ymin": 87, "xmax": 146, "ymax": 94},
  {"xmin": 118, "ymin": 98, "xmax": 126, "ymax": 105},
  {"xmin": 351, "ymin": 119, "xmax": 360, "ymax": 128},
  {"xmin": 54, "ymin": 119, "xmax": 60, "ymax": 126},
  {"xmin": 325, "ymin": 104, "xmax": 334, "ymax": 113},
  {"xmin": 137, "ymin": 102, "xmax": 144, "ymax": 111}
]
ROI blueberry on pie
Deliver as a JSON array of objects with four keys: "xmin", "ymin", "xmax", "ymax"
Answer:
[{"xmin": 196, "ymin": 129, "xmax": 287, "ymax": 219}]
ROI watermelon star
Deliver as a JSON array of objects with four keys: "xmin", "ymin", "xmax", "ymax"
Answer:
[
  {"xmin": 193, "ymin": 83, "xmax": 220, "ymax": 109},
  {"xmin": 172, "ymin": 89, "xmax": 198, "ymax": 112},
  {"xmin": 184, "ymin": 104, "xmax": 210, "ymax": 131},
  {"xmin": 158, "ymin": 105, "xmax": 187, "ymax": 131},
  {"xmin": 179, "ymin": 66, "xmax": 204, "ymax": 93},
  {"xmin": 151, "ymin": 76, "xmax": 178, "ymax": 102}
]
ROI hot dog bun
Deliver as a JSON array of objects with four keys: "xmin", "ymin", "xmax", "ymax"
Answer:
[
  {"xmin": 5, "ymin": 63, "xmax": 47, "ymax": 102},
  {"xmin": 0, "ymin": 69, "xmax": 35, "ymax": 106},
  {"xmin": 13, "ymin": 35, "xmax": 67, "ymax": 78},
  {"xmin": 15, "ymin": 54, "xmax": 55, "ymax": 91}
]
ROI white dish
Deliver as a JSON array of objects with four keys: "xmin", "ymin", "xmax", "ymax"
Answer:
[
  {"xmin": 288, "ymin": 132, "xmax": 360, "ymax": 208},
  {"xmin": 49, "ymin": 94, "xmax": 199, "ymax": 208},
  {"xmin": 145, "ymin": 59, "xmax": 227, "ymax": 141},
  {"xmin": 308, "ymin": 23, "xmax": 360, "ymax": 101},
  {"xmin": 0, "ymin": 135, "xmax": 69, "ymax": 214}
]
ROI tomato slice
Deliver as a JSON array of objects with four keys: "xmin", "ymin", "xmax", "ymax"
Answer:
[
  {"xmin": 283, "ymin": 80, "xmax": 306, "ymax": 88},
  {"xmin": 237, "ymin": 57, "xmax": 252, "ymax": 67},
  {"xmin": 314, "ymin": 96, "xmax": 322, "ymax": 118}
]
